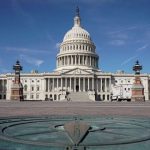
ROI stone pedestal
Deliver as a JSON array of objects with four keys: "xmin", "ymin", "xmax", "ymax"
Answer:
[
  {"xmin": 11, "ymin": 83, "xmax": 23, "ymax": 101},
  {"xmin": 131, "ymin": 76, "xmax": 145, "ymax": 101}
]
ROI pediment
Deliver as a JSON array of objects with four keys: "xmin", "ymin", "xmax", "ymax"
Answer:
[{"xmin": 62, "ymin": 68, "xmax": 94, "ymax": 75}]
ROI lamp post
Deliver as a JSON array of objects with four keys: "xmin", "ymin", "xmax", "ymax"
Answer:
[{"xmin": 131, "ymin": 60, "xmax": 145, "ymax": 101}]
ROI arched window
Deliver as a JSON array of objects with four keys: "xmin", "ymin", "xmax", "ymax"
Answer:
[
  {"xmin": 54, "ymin": 94, "xmax": 57, "ymax": 100},
  {"xmin": 24, "ymin": 84, "xmax": 27, "ymax": 91},
  {"xmin": 37, "ymin": 86, "xmax": 40, "ymax": 91},
  {"xmin": 79, "ymin": 45, "xmax": 81, "ymax": 50}
]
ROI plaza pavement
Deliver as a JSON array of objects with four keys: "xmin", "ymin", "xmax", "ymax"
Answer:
[{"xmin": 0, "ymin": 100, "xmax": 150, "ymax": 117}]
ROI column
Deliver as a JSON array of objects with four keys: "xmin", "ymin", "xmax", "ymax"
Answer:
[
  {"xmin": 72, "ymin": 55, "xmax": 73, "ymax": 65},
  {"xmin": 92, "ymin": 78, "xmax": 94, "ymax": 91},
  {"xmin": 57, "ymin": 78, "xmax": 58, "ymax": 90},
  {"xmin": 74, "ymin": 78, "xmax": 76, "ymax": 92},
  {"xmin": 70, "ymin": 78, "xmax": 72, "ymax": 91},
  {"xmin": 47, "ymin": 78, "xmax": 49, "ymax": 92},
  {"xmin": 75, "ymin": 55, "xmax": 76, "ymax": 65},
  {"xmin": 83, "ymin": 78, "xmax": 85, "ymax": 91},
  {"xmin": 79, "ymin": 77, "xmax": 80, "ymax": 91},
  {"xmin": 79, "ymin": 55, "xmax": 81, "ymax": 65},
  {"xmin": 105, "ymin": 78, "xmax": 107, "ymax": 92},
  {"xmin": 59, "ymin": 58, "xmax": 61, "ymax": 66},
  {"xmin": 45, "ymin": 78, "xmax": 47, "ymax": 92},
  {"xmin": 69, "ymin": 56, "xmax": 70, "ymax": 65},
  {"xmin": 88, "ymin": 78, "xmax": 89, "ymax": 90},
  {"xmin": 61, "ymin": 78, "xmax": 63, "ymax": 90},
  {"xmin": 83, "ymin": 55, "xmax": 84, "ymax": 65},
  {"xmin": 90, "ymin": 56, "xmax": 91, "ymax": 66},
  {"xmin": 108, "ymin": 78, "xmax": 110, "ymax": 92},
  {"xmin": 53, "ymin": 78, "xmax": 54, "ymax": 91},
  {"xmin": 2, "ymin": 80, "xmax": 4, "ymax": 92},
  {"xmin": 64, "ymin": 56, "xmax": 65, "ymax": 65},
  {"xmin": 97, "ymin": 78, "xmax": 99, "ymax": 92},
  {"xmin": 66, "ymin": 56, "xmax": 67, "ymax": 65},
  {"xmin": 101, "ymin": 78, "xmax": 102, "ymax": 92},
  {"xmin": 82, "ymin": 55, "xmax": 84, "ymax": 65}
]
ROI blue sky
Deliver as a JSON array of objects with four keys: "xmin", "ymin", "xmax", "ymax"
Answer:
[{"xmin": 0, "ymin": 0, "xmax": 150, "ymax": 74}]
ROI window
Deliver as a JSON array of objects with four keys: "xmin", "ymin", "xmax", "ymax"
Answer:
[
  {"xmin": 103, "ymin": 95, "xmax": 105, "ymax": 100},
  {"xmin": 24, "ymin": 95, "xmax": 27, "ymax": 100},
  {"xmin": 54, "ymin": 94, "xmax": 57, "ymax": 100},
  {"xmin": 32, "ymin": 80, "xmax": 34, "ymax": 83},
  {"xmin": 24, "ymin": 85, "xmax": 27, "ymax": 91},
  {"xmin": 37, "ymin": 86, "xmax": 39, "ymax": 91},
  {"xmin": 31, "ymin": 86, "xmax": 34, "ymax": 91},
  {"xmin": 36, "ymin": 94, "xmax": 39, "ymax": 99},
  {"xmin": 107, "ymin": 95, "xmax": 109, "ymax": 100},
  {"xmin": 30, "ymin": 94, "xmax": 34, "ymax": 99}
]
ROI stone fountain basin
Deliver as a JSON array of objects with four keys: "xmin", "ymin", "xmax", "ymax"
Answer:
[{"xmin": 0, "ymin": 116, "xmax": 150, "ymax": 150}]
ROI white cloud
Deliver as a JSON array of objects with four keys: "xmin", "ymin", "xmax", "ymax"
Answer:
[
  {"xmin": 11, "ymin": 0, "xmax": 34, "ymax": 25},
  {"xmin": 20, "ymin": 54, "xmax": 44, "ymax": 67},
  {"xmin": 108, "ymin": 32, "xmax": 128, "ymax": 40},
  {"xmin": 110, "ymin": 40, "xmax": 125, "ymax": 46},
  {"xmin": 121, "ymin": 55, "xmax": 138, "ymax": 66},
  {"xmin": 109, "ymin": 24, "xmax": 150, "ymax": 35},
  {"xmin": 1, "ymin": 47, "xmax": 50, "ymax": 54},
  {"xmin": 136, "ymin": 44, "xmax": 149, "ymax": 52},
  {"xmin": 55, "ymin": 42, "xmax": 61, "ymax": 49}
]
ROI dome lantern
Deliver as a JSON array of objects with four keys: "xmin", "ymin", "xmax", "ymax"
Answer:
[{"xmin": 74, "ymin": 6, "xmax": 81, "ymax": 27}]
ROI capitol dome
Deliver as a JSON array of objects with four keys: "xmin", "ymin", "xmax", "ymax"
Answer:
[
  {"xmin": 63, "ymin": 20, "xmax": 91, "ymax": 42},
  {"xmin": 56, "ymin": 7, "xmax": 99, "ymax": 71}
]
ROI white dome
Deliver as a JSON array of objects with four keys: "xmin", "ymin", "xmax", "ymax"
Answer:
[
  {"xmin": 56, "ymin": 8, "xmax": 99, "ymax": 72},
  {"xmin": 63, "ymin": 26, "xmax": 91, "ymax": 42}
]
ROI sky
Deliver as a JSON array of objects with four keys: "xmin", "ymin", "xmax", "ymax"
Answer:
[{"xmin": 0, "ymin": 0, "xmax": 150, "ymax": 74}]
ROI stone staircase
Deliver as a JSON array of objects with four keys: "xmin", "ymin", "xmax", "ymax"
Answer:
[{"xmin": 67, "ymin": 92, "xmax": 92, "ymax": 102}]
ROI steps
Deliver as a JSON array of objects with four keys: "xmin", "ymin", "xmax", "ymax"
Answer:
[{"xmin": 67, "ymin": 92, "xmax": 91, "ymax": 102}]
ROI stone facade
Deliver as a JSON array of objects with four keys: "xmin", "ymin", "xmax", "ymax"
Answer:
[{"xmin": 0, "ymin": 8, "xmax": 150, "ymax": 101}]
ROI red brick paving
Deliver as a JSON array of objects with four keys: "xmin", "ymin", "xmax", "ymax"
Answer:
[{"xmin": 0, "ymin": 101, "xmax": 150, "ymax": 117}]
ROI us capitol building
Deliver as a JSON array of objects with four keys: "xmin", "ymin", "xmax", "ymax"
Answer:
[{"xmin": 0, "ymin": 8, "xmax": 150, "ymax": 101}]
